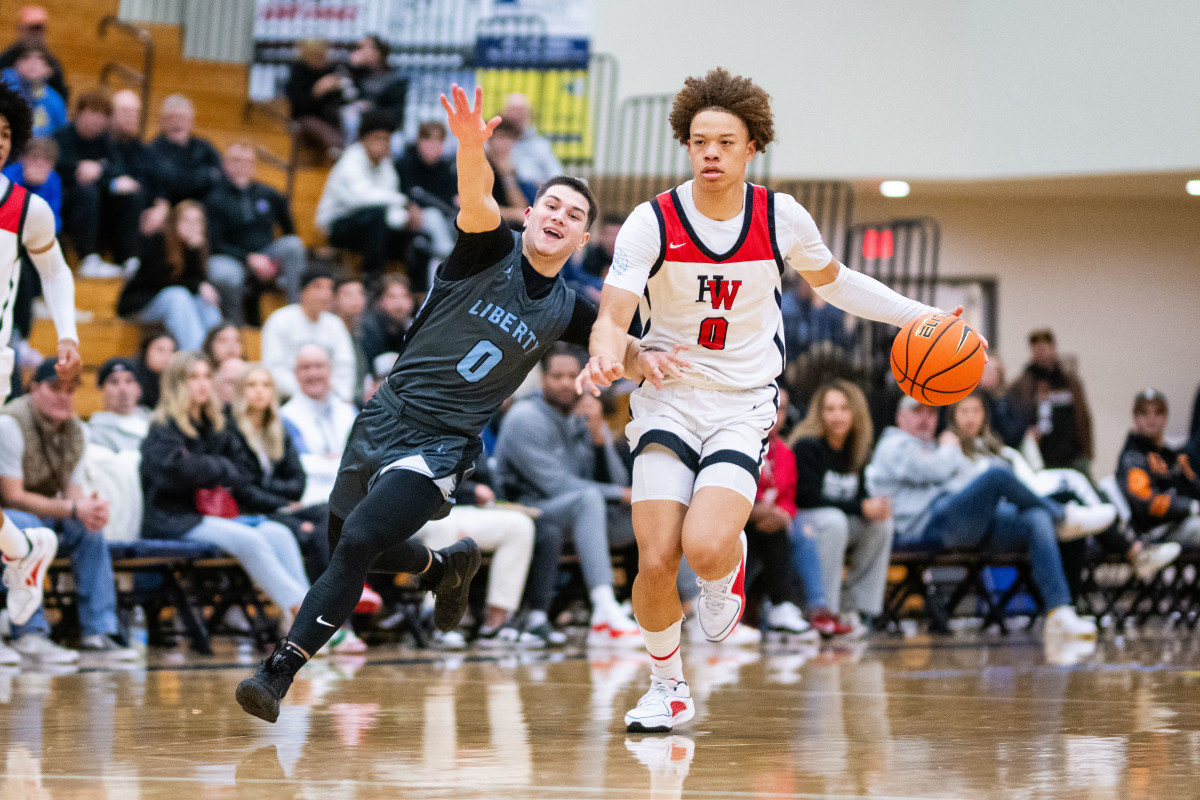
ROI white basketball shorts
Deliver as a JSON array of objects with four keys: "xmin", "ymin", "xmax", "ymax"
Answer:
[{"xmin": 627, "ymin": 381, "xmax": 778, "ymax": 505}]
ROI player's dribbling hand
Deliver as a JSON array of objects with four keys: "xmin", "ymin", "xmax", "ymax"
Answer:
[
  {"xmin": 575, "ymin": 354, "xmax": 623, "ymax": 397},
  {"xmin": 55, "ymin": 340, "xmax": 82, "ymax": 382},
  {"xmin": 636, "ymin": 344, "xmax": 691, "ymax": 390},
  {"xmin": 439, "ymin": 84, "xmax": 500, "ymax": 146}
]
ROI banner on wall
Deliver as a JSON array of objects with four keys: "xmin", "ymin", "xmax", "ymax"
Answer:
[{"xmin": 250, "ymin": 0, "xmax": 593, "ymax": 162}]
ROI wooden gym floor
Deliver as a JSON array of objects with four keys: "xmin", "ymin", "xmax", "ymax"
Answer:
[{"xmin": 3, "ymin": 630, "xmax": 1200, "ymax": 799}]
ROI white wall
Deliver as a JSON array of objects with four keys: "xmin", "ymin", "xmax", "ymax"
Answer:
[{"xmin": 594, "ymin": 0, "xmax": 1200, "ymax": 179}]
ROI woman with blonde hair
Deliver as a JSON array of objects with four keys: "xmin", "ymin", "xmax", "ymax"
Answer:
[
  {"xmin": 788, "ymin": 379, "xmax": 894, "ymax": 637},
  {"xmin": 225, "ymin": 363, "xmax": 366, "ymax": 653},
  {"xmin": 140, "ymin": 352, "xmax": 310, "ymax": 628}
]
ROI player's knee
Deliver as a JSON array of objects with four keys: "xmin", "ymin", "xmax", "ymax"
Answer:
[{"xmin": 636, "ymin": 547, "xmax": 682, "ymax": 585}]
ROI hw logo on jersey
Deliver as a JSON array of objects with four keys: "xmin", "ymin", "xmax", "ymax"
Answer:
[{"xmin": 695, "ymin": 275, "xmax": 743, "ymax": 310}]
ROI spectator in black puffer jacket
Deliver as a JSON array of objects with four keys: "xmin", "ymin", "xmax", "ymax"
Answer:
[
  {"xmin": 1117, "ymin": 388, "xmax": 1200, "ymax": 546},
  {"xmin": 140, "ymin": 351, "xmax": 309, "ymax": 624}
]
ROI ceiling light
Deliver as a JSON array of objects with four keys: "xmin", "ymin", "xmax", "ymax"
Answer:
[
  {"xmin": 880, "ymin": 180, "xmax": 910, "ymax": 198},
  {"xmin": 1187, "ymin": 180, "xmax": 1200, "ymax": 196}
]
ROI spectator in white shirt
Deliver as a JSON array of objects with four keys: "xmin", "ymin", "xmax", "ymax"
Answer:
[
  {"xmin": 85, "ymin": 357, "xmax": 150, "ymax": 452},
  {"xmin": 501, "ymin": 93, "xmax": 563, "ymax": 188},
  {"xmin": 261, "ymin": 269, "xmax": 356, "ymax": 403},
  {"xmin": 280, "ymin": 344, "xmax": 357, "ymax": 508}
]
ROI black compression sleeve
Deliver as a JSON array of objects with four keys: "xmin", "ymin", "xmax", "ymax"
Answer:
[
  {"xmin": 439, "ymin": 223, "xmax": 514, "ymax": 281},
  {"xmin": 561, "ymin": 295, "xmax": 599, "ymax": 347}
]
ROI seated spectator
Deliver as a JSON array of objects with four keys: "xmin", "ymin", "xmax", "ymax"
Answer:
[
  {"xmin": 359, "ymin": 274, "xmax": 413, "ymax": 368},
  {"xmin": 790, "ymin": 380, "xmax": 894, "ymax": 638},
  {"xmin": 562, "ymin": 213, "xmax": 621, "ymax": 304},
  {"xmin": 1, "ymin": 135, "xmax": 59, "ymax": 339},
  {"xmin": 345, "ymin": 35, "xmax": 407, "ymax": 139},
  {"xmin": 1117, "ymin": 388, "xmax": 1200, "ymax": 548},
  {"xmin": 1, "ymin": 42, "xmax": 64, "ymax": 137},
  {"xmin": 494, "ymin": 345, "xmax": 641, "ymax": 647},
  {"xmin": 948, "ymin": 390, "xmax": 1175, "ymax": 582},
  {"xmin": 148, "ymin": 95, "xmax": 222, "ymax": 207},
  {"xmin": 117, "ymin": 200, "xmax": 221, "ymax": 351},
  {"xmin": 1007, "ymin": 328, "xmax": 1094, "ymax": 475},
  {"xmin": 285, "ymin": 39, "xmax": 349, "ymax": 161},
  {"xmin": 54, "ymin": 90, "xmax": 136, "ymax": 277},
  {"xmin": 205, "ymin": 141, "xmax": 307, "ymax": 325},
  {"xmin": 140, "ymin": 352, "xmax": 310, "ymax": 629},
  {"xmin": 314, "ymin": 111, "xmax": 439, "ymax": 289},
  {"xmin": 332, "ymin": 277, "xmax": 368, "ymax": 398},
  {"xmin": 202, "ymin": 322, "xmax": 244, "ymax": 368},
  {"xmin": 132, "ymin": 330, "xmax": 177, "ymax": 410},
  {"xmin": 500, "ymin": 92, "xmax": 562, "ymax": 187},
  {"xmin": 0, "ymin": 358, "xmax": 137, "ymax": 657},
  {"xmin": 279, "ymin": 344, "xmax": 357, "ymax": 505},
  {"xmin": 781, "ymin": 274, "xmax": 846, "ymax": 361},
  {"xmin": 261, "ymin": 268, "xmax": 356, "ymax": 402},
  {"xmin": 0, "ymin": 7, "xmax": 67, "ymax": 103},
  {"xmin": 395, "ymin": 120, "xmax": 457, "ymax": 216},
  {"xmin": 0, "ymin": 508, "xmax": 76, "ymax": 664},
  {"xmin": 213, "ymin": 356, "xmax": 246, "ymax": 407},
  {"xmin": 486, "ymin": 118, "xmax": 535, "ymax": 228},
  {"xmin": 414, "ymin": 461, "xmax": 535, "ymax": 649},
  {"xmin": 86, "ymin": 357, "xmax": 150, "ymax": 453},
  {"xmin": 745, "ymin": 386, "xmax": 816, "ymax": 640},
  {"xmin": 108, "ymin": 89, "xmax": 159, "ymax": 248},
  {"xmin": 866, "ymin": 395, "xmax": 1097, "ymax": 638},
  {"xmin": 974, "ymin": 355, "xmax": 1026, "ymax": 449}
]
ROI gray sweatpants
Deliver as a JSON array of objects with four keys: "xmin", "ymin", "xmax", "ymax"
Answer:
[{"xmin": 801, "ymin": 507, "xmax": 894, "ymax": 617}]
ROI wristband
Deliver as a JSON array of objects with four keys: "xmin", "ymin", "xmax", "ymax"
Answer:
[{"xmin": 810, "ymin": 266, "xmax": 939, "ymax": 328}]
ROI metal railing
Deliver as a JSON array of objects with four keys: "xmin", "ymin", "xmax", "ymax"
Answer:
[
  {"xmin": 242, "ymin": 99, "xmax": 299, "ymax": 201},
  {"xmin": 98, "ymin": 15, "xmax": 154, "ymax": 138}
]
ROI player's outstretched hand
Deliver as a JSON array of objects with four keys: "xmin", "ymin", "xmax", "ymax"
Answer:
[
  {"xmin": 439, "ymin": 85, "xmax": 500, "ymax": 147},
  {"xmin": 575, "ymin": 355, "xmax": 624, "ymax": 397},
  {"xmin": 56, "ymin": 339, "xmax": 82, "ymax": 382},
  {"xmin": 637, "ymin": 344, "xmax": 690, "ymax": 390},
  {"xmin": 945, "ymin": 305, "xmax": 990, "ymax": 352}
]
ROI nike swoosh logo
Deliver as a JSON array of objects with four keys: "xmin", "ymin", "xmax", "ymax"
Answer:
[
  {"xmin": 316, "ymin": 615, "xmax": 335, "ymax": 628},
  {"xmin": 669, "ymin": 242, "xmax": 686, "ymax": 249}
]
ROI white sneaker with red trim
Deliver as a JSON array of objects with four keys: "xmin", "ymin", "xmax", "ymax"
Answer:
[
  {"xmin": 624, "ymin": 677, "xmax": 695, "ymax": 733},
  {"xmin": 695, "ymin": 531, "xmax": 747, "ymax": 642},
  {"xmin": 588, "ymin": 605, "xmax": 644, "ymax": 647},
  {"xmin": 2, "ymin": 527, "xmax": 57, "ymax": 626}
]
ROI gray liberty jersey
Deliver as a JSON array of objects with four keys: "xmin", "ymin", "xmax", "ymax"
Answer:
[{"xmin": 384, "ymin": 230, "xmax": 575, "ymax": 437}]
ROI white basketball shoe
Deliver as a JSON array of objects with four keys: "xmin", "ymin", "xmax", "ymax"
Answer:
[
  {"xmin": 695, "ymin": 532, "xmax": 748, "ymax": 642},
  {"xmin": 624, "ymin": 677, "xmax": 695, "ymax": 733},
  {"xmin": 2, "ymin": 527, "xmax": 57, "ymax": 626}
]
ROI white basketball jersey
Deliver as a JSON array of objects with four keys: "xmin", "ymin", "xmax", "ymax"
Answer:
[
  {"xmin": 0, "ymin": 181, "xmax": 31, "ymax": 350},
  {"xmin": 639, "ymin": 183, "xmax": 785, "ymax": 390}
]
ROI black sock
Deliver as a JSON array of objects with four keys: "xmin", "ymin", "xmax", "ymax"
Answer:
[{"xmin": 421, "ymin": 550, "xmax": 446, "ymax": 588}]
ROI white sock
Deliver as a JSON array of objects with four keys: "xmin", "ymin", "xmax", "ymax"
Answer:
[
  {"xmin": 590, "ymin": 585, "xmax": 619, "ymax": 621},
  {"xmin": 643, "ymin": 619, "xmax": 685, "ymax": 683},
  {"xmin": 526, "ymin": 610, "xmax": 549, "ymax": 629},
  {"xmin": 0, "ymin": 515, "xmax": 31, "ymax": 561}
]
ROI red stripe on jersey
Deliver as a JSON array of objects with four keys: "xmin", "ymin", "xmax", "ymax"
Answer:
[
  {"xmin": 0, "ymin": 184, "xmax": 26, "ymax": 234},
  {"xmin": 654, "ymin": 184, "xmax": 774, "ymax": 264}
]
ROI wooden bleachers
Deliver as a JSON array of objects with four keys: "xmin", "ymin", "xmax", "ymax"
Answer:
[{"xmin": 17, "ymin": 0, "xmax": 325, "ymax": 415}]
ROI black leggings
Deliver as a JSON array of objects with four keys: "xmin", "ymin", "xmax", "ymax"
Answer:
[{"xmin": 287, "ymin": 469, "xmax": 445, "ymax": 655}]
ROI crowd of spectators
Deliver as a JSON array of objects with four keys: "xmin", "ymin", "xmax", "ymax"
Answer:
[{"xmin": 2, "ymin": 12, "xmax": 1199, "ymax": 666}]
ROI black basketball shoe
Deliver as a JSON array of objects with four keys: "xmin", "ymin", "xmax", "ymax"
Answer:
[
  {"xmin": 235, "ymin": 638, "xmax": 309, "ymax": 723},
  {"xmin": 428, "ymin": 537, "xmax": 482, "ymax": 632}
]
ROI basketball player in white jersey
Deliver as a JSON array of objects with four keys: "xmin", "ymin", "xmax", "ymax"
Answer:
[
  {"xmin": 0, "ymin": 82, "xmax": 82, "ymax": 626},
  {"xmin": 578, "ymin": 68, "xmax": 965, "ymax": 733}
]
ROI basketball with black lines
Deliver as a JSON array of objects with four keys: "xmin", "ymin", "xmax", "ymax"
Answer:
[{"xmin": 891, "ymin": 312, "xmax": 986, "ymax": 406}]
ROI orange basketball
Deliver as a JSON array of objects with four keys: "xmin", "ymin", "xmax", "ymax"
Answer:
[{"xmin": 891, "ymin": 312, "xmax": 986, "ymax": 406}]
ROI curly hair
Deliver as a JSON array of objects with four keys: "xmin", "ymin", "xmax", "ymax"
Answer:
[
  {"xmin": 0, "ymin": 82, "xmax": 34, "ymax": 163},
  {"xmin": 669, "ymin": 67, "xmax": 775, "ymax": 150}
]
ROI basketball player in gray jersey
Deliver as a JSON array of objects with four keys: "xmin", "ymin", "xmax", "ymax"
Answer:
[{"xmin": 237, "ymin": 85, "xmax": 684, "ymax": 723}]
